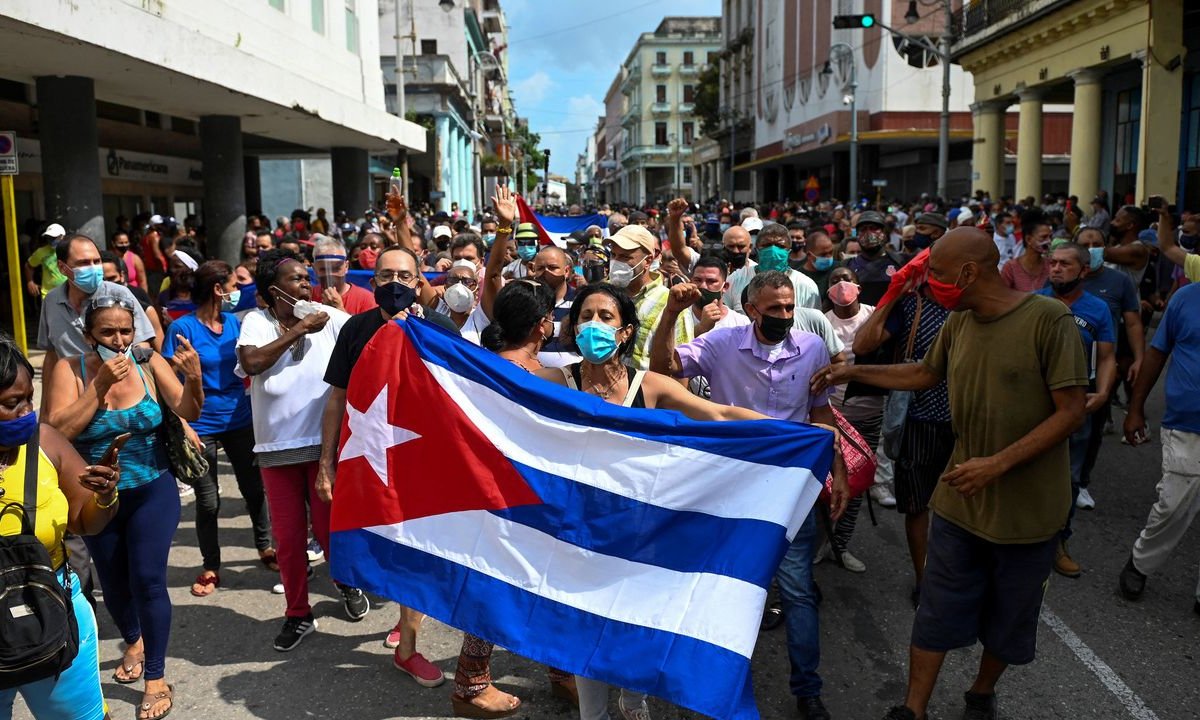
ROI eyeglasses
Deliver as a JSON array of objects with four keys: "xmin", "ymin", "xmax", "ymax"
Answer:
[
  {"xmin": 374, "ymin": 270, "xmax": 417, "ymax": 284},
  {"xmin": 86, "ymin": 296, "xmax": 135, "ymax": 313},
  {"xmin": 445, "ymin": 276, "xmax": 478, "ymax": 289}
]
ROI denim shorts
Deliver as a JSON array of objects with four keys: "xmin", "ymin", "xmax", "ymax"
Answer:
[{"xmin": 911, "ymin": 514, "xmax": 1056, "ymax": 665}]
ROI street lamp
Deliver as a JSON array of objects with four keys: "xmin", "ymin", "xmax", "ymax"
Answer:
[
  {"xmin": 823, "ymin": 43, "xmax": 858, "ymax": 204},
  {"xmin": 542, "ymin": 148, "xmax": 551, "ymax": 208},
  {"xmin": 904, "ymin": 1, "xmax": 920, "ymax": 24},
  {"xmin": 439, "ymin": 0, "xmax": 455, "ymax": 11}
]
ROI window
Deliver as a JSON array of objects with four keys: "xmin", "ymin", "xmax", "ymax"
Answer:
[
  {"xmin": 683, "ymin": 166, "xmax": 692, "ymax": 184},
  {"xmin": 1114, "ymin": 87, "xmax": 1141, "ymax": 182},
  {"xmin": 656, "ymin": 85, "xmax": 667, "ymax": 103},
  {"xmin": 344, "ymin": 0, "xmax": 359, "ymax": 52},
  {"xmin": 682, "ymin": 122, "xmax": 694, "ymax": 146},
  {"xmin": 683, "ymin": 51, "xmax": 694, "ymax": 66},
  {"xmin": 683, "ymin": 85, "xmax": 695, "ymax": 103},
  {"xmin": 421, "ymin": 39, "xmax": 438, "ymax": 55},
  {"xmin": 311, "ymin": 0, "xmax": 325, "ymax": 34},
  {"xmin": 268, "ymin": 0, "xmax": 285, "ymax": 10},
  {"xmin": 707, "ymin": 51, "xmax": 719, "ymax": 65},
  {"xmin": 655, "ymin": 122, "xmax": 668, "ymax": 146},
  {"xmin": 656, "ymin": 51, "xmax": 667, "ymax": 65}
]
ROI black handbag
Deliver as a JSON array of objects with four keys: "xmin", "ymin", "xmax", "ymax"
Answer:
[{"xmin": 0, "ymin": 429, "xmax": 80, "ymax": 689}]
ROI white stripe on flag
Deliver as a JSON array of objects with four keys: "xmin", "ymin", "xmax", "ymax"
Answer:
[
  {"xmin": 424, "ymin": 361, "xmax": 822, "ymax": 537},
  {"xmin": 368, "ymin": 510, "xmax": 766, "ymax": 658}
]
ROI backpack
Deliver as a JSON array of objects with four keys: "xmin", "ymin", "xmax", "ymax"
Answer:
[{"xmin": 0, "ymin": 429, "xmax": 79, "ymax": 690}]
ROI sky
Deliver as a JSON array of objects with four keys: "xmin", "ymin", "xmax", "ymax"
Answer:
[{"xmin": 503, "ymin": 0, "xmax": 721, "ymax": 178}]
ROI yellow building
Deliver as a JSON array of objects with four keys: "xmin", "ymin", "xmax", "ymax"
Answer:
[{"xmin": 954, "ymin": 0, "xmax": 1195, "ymax": 207}]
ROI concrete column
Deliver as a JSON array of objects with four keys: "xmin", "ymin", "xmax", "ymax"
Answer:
[
  {"xmin": 199, "ymin": 115, "xmax": 246, "ymax": 267},
  {"xmin": 331, "ymin": 147, "xmax": 369, "ymax": 221},
  {"xmin": 1015, "ymin": 88, "xmax": 1044, "ymax": 201},
  {"xmin": 243, "ymin": 155, "xmax": 262, "ymax": 215},
  {"xmin": 971, "ymin": 100, "xmax": 1007, "ymax": 198},
  {"xmin": 1067, "ymin": 70, "xmax": 1104, "ymax": 204},
  {"xmin": 450, "ymin": 125, "xmax": 461, "ymax": 212},
  {"xmin": 36, "ymin": 76, "xmax": 105, "ymax": 242},
  {"xmin": 1136, "ymin": 0, "xmax": 1185, "ymax": 200}
]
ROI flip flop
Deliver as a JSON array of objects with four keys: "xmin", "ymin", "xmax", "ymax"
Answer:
[
  {"xmin": 190, "ymin": 572, "xmax": 219, "ymax": 597},
  {"xmin": 112, "ymin": 654, "xmax": 144, "ymax": 684},
  {"xmin": 450, "ymin": 690, "xmax": 521, "ymax": 719},
  {"xmin": 138, "ymin": 684, "xmax": 174, "ymax": 720}
]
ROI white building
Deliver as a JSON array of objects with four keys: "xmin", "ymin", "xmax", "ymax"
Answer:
[{"xmin": 0, "ymin": 0, "xmax": 424, "ymax": 262}]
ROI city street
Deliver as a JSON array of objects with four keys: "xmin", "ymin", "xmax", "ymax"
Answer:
[{"xmin": 16, "ymin": 359, "xmax": 1199, "ymax": 720}]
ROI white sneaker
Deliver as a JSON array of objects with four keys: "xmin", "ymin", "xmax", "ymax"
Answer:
[
  {"xmin": 177, "ymin": 481, "xmax": 194, "ymax": 498},
  {"xmin": 812, "ymin": 541, "xmax": 831, "ymax": 565},
  {"xmin": 271, "ymin": 582, "xmax": 285, "ymax": 594},
  {"xmin": 869, "ymin": 484, "xmax": 897, "ymax": 508},
  {"xmin": 306, "ymin": 539, "xmax": 324, "ymax": 563},
  {"xmin": 1075, "ymin": 488, "xmax": 1096, "ymax": 510},
  {"xmin": 838, "ymin": 550, "xmax": 867, "ymax": 573}
]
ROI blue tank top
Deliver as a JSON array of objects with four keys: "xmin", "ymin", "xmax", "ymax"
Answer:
[{"xmin": 76, "ymin": 359, "xmax": 166, "ymax": 490}]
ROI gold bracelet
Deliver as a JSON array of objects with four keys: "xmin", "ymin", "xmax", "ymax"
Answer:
[
  {"xmin": 95, "ymin": 490, "xmax": 120, "ymax": 509},
  {"xmin": 496, "ymin": 226, "xmax": 514, "ymax": 235}
]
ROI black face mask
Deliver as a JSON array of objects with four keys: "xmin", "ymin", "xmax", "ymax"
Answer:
[
  {"xmin": 1050, "ymin": 276, "xmax": 1082, "ymax": 296},
  {"xmin": 724, "ymin": 249, "xmax": 748, "ymax": 269},
  {"xmin": 582, "ymin": 263, "xmax": 606, "ymax": 284},
  {"xmin": 757, "ymin": 313, "xmax": 791, "ymax": 343},
  {"xmin": 374, "ymin": 282, "xmax": 418, "ymax": 315},
  {"xmin": 694, "ymin": 288, "xmax": 723, "ymax": 310},
  {"xmin": 1181, "ymin": 234, "xmax": 1199, "ymax": 250}
]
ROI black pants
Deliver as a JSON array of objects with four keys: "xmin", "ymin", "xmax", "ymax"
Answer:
[
  {"xmin": 195, "ymin": 426, "xmax": 272, "ymax": 571},
  {"xmin": 830, "ymin": 411, "xmax": 882, "ymax": 555},
  {"xmin": 64, "ymin": 533, "xmax": 97, "ymax": 609},
  {"xmin": 1079, "ymin": 396, "xmax": 1110, "ymax": 489}
]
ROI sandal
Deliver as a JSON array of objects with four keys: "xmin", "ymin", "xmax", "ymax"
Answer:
[
  {"xmin": 190, "ymin": 572, "xmax": 220, "ymax": 597},
  {"xmin": 450, "ymin": 686, "xmax": 521, "ymax": 719},
  {"xmin": 111, "ymin": 652, "xmax": 144, "ymax": 684},
  {"xmin": 259, "ymin": 550, "xmax": 280, "ymax": 572},
  {"xmin": 138, "ymin": 684, "xmax": 174, "ymax": 720}
]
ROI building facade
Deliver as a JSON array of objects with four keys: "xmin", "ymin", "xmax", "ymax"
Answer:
[
  {"xmin": 955, "ymin": 0, "xmax": 1198, "ymax": 208},
  {"xmin": 712, "ymin": 0, "xmax": 756, "ymax": 203},
  {"xmin": 0, "ymin": 0, "xmax": 424, "ymax": 265},
  {"xmin": 597, "ymin": 73, "xmax": 628, "ymax": 205},
  {"xmin": 617, "ymin": 17, "xmax": 721, "ymax": 206}
]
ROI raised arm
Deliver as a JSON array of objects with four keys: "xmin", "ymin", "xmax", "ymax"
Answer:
[
  {"xmin": 151, "ymin": 337, "xmax": 204, "ymax": 422},
  {"xmin": 46, "ymin": 356, "xmax": 112, "ymax": 439},
  {"xmin": 482, "ymin": 184, "xmax": 517, "ymax": 320},
  {"xmin": 665, "ymin": 198, "xmax": 694, "ymax": 270},
  {"xmin": 649, "ymin": 284, "xmax": 698, "ymax": 377},
  {"xmin": 851, "ymin": 295, "xmax": 898, "ymax": 357},
  {"xmin": 386, "ymin": 187, "xmax": 416, "ymax": 254},
  {"xmin": 1155, "ymin": 205, "xmax": 1187, "ymax": 270}
]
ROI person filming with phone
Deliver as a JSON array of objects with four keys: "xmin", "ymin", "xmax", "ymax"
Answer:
[{"xmin": 44, "ymin": 296, "xmax": 203, "ymax": 720}]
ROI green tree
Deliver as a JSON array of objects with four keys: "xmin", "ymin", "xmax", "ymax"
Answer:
[
  {"xmin": 694, "ymin": 63, "xmax": 721, "ymax": 138},
  {"xmin": 510, "ymin": 123, "xmax": 546, "ymax": 192}
]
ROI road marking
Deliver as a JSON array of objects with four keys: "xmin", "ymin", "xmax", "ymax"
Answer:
[{"xmin": 1040, "ymin": 606, "xmax": 1160, "ymax": 720}]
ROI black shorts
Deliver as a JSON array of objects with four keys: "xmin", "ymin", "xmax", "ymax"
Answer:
[
  {"xmin": 893, "ymin": 418, "xmax": 955, "ymax": 515},
  {"xmin": 911, "ymin": 514, "xmax": 1056, "ymax": 665}
]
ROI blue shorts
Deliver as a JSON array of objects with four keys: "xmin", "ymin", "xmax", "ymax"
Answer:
[
  {"xmin": 911, "ymin": 514, "xmax": 1056, "ymax": 665},
  {"xmin": 0, "ymin": 569, "xmax": 106, "ymax": 720}
]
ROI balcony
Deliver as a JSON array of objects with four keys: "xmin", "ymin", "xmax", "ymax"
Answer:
[
  {"xmin": 650, "ymin": 102, "xmax": 672, "ymax": 116},
  {"xmin": 621, "ymin": 102, "xmax": 641, "ymax": 126},
  {"xmin": 678, "ymin": 102, "xmax": 695, "ymax": 115},
  {"xmin": 679, "ymin": 63, "xmax": 699, "ymax": 77},
  {"xmin": 620, "ymin": 64, "xmax": 640, "ymax": 95},
  {"xmin": 651, "ymin": 64, "xmax": 672, "ymax": 78},
  {"xmin": 951, "ymin": 0, "xmax": 1074, "ymax": 59},
  {"xmin": 621, "ymin": 144, "xmax": 693, "ymax": 166}
]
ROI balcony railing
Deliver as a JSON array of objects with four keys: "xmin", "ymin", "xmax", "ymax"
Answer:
[
  {"xmin": 679, "ymin": 64, "xmax": 700, "ymax": 77},
  {"xmin": 679, "ymin": 102, "xmax": 695, "ymax": 115},
  {"xmin": 951, "ymin": 0, "xmax": 1074, "ymax": 55},
  {"xmin": 651, "ymin": 102, "xmax": 672, "ymax": 116},
  {"xmin": 651, "ymin": 64, "xmax": 672, "ymax": 77},
  {"xmin": 621, "ymin": 103, "xmax": 641, "ymax": 126}
]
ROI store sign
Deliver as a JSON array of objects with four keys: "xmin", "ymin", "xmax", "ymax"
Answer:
[
  {"xmin": 783, "ymin": 123, "xmax": 832, "ymax": 150},
  {"xmin": 13, "ymin": 139, "xmax": 202, "ymax": 186}
]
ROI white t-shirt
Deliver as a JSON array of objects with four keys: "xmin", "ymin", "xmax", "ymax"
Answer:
[
  {"xmin": 681, "ymin": 304, "xmax": 751, "ymax": 340},
  {"xmin": 236, "ymin": 307, "xmax": 350, "ymax": 453},
  {"xmin": 434, "ymin": 300, "xmax": 490, "ymax": 346},
  {"xmin": 825, "ymin": 304, "xmax": 875, "ymax": 408},
  {"xmin": 724, "ymin": 262, "xmax": 821, "ymax": 313}
]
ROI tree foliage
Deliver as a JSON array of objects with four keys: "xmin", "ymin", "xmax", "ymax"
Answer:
[{"xmin": 694, "ymin": 63, "xmax": 722, "ymax": 138}]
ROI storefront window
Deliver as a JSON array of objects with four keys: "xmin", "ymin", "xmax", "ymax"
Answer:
[{"xmin": 1113, "ymin": 87, "xmax": 1141, "ymax": 197}]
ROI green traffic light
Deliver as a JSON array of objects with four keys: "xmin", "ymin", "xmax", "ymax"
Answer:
[{"xmin": 861, "ymin": 15, "xmax": 875, "ymax": 27}]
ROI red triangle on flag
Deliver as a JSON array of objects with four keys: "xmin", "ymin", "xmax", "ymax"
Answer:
[
  {"xmin": 330, "ymin": 321, "xmax": 542, "ymax": 533},
  {"xmin": 516, "ymin": 194, "xmax": 556, "ymax": 246}
]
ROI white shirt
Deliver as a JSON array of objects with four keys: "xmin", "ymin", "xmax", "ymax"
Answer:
[
  {"xmin": 724, "ymin": 261, "xmax": 821, "ymax": 313},
  {"xmin": 503, "ymin": 259, "xmax": 530, "ymax": 279},
  {"xmin": 435, "ymin": 300, "xmax": 490, "ymax": 346},
  {"xmin": 993, "ymin": 232, "xmax": 1023, "ymax": 269},
  {"xmin": 236, "ymin": 307, "xmax": 350, "ymax": 453},
  {"xmin": 681, "ymin": 304, "xmax": 751, "ymax": 340},
  {"xmin": 825, "ymin": 304, "xmax": 874, "ymax": 407}
]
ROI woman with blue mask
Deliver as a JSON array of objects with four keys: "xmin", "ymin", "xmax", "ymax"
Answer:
[
  {"xmin": 162, "ymin": 260, "xmax": 275, "ymax": 600},
  {"xmin": 44, "ymin": 297, "xmax": 205, "ymax": 720},
  {"xmin": 535, "ymin": 283, "xmax": 773, "ymax": 720}
]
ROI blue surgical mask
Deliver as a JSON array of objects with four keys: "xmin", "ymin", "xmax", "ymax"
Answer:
[
  {"xmin": 1088, "ymin": 246, "xmax": 1105, "ymax": 271},
  {"xmin": 483, "ymin": 233, "xmax": 497, "ymax": 247},
  {"xmin": 575, "ymin": 320, "xmax": 621, "ymax": 364},
  {"xmin": 719, "ymin": 223, "xmax": 731, "ymax": 233},
  {"xmin": 0, "ymin": 411, "xmax": 38, "ymax": 449},
  {"xmin": 813, "ymin": 256, "xmax": 836, "ymax": 271},
  {"xmin": 72, "ymin": 264, "xmax": 104, "ymax": 294},
  {"xmin": 756, "ymin": 245, "xmax": 790, "ymax": 273},
  {"xmin": 517, "ymin": 243, "xmax": 538, "ymax": 262},
  {"xmin": 221, "ymin": 289, "xmax": 241, "ymax": 312},
  {"xmin": 95, "ymin": 342, "xmax": 133, "ymax": 363}
]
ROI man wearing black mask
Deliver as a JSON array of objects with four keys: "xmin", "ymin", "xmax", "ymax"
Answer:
[
  {"xmin": 905, "ymin": 213, "xmax": 948, "ymax": 257},
  {"xmin": 845, "ymin": 211, "xmax": 906, "ymax": 305},
  {"xmin": 721, "ymin": 224, "xmax": 754, "ymax": 274}
]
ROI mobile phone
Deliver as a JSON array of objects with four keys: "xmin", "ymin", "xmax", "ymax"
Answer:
[
  {"xmin": 1148, "ymin": 195, "xmax": 1164, "ymax": 210},
  {"xmin": 99, "ymin": 433, "xmax": 133, "ymax": 466}
]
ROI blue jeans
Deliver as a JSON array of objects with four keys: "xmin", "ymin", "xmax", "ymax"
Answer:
[
  {"xmin": 776, "ymin": 507, "xmax": 821, "ymax": 698},
  {"xmin": 1062, "ymin": 414, "xmax": 1093, "ymax": 540}
]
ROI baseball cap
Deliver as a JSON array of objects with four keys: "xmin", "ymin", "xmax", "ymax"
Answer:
[
  {"xmin": 42, "ymin": 223, "xmax": 66, "ymax": 239},
  {"xmin": 855, "ymin": 210, "xmax": 886, "ymax": 228},
  {"xmin": 741, "ymin": 217, "xmax": 764, "ymax": 233},
  {"xmin": 432, "ymin": 225, "xmax": 453, "ymax": 239},
  {"xmin": 608, "ymin": 224, "xmax": 658, "ymax": 255},
  {"xmin": 514, "ymin": 223, "xmax": 540, "ymax": 242},
  {"xmin": 915, "ymin": 212, "xmax": 948, "ymax": 230},
  {"xmin": 149, "ymin": 214, "xmax": 164, "ymax": 225}
]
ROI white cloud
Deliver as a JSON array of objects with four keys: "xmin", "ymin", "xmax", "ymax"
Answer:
[
  {"xmin": 537, "ymin": 94, "xmax": 605, "ymax": 177},
  {"xmin": 513, "ymin": 71, "xmax": 554, "ymax": 106}
]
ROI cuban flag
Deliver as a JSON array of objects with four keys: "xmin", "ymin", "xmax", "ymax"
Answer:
[
  {"xmin": 516, "ymin": 194, "xmax": 608, "ymax": 248},
  {"xmin": 329, "ymin": 318, "xmax": 833, "ymax": 719}
]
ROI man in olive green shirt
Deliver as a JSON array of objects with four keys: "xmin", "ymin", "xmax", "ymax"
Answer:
[{"xmin": 814, "ymin": 228, "xmax": 1087, "ymax": 720}]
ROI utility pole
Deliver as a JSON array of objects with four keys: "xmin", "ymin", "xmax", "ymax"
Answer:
[
  {"xmin": 543, "ymin": 149, "xmax": 551, "ymax": 209},
  {"xmin": 937, "ymin": 0, "xmax": 952, "ymax": 201}
]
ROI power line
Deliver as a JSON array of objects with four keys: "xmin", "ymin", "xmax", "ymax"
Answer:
[{"xmin": 507, "ymin": 0, "xmax": 662, "ymax": 43}]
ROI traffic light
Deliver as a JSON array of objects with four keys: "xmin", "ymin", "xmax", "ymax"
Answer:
[{"xmin": 833, "ymin": 14, "xmax": 876, "ymax": 29}]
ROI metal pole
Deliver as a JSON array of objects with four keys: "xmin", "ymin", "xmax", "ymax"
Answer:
[
  {"xmin": 2, "ymin": 175, "xmax": 27, "ymax": 353},
  {"xmin": 728, "ymin": 110, "xmax": 736, "ymax": 202},
  {"xmin": 937, "ymin": 0, "xmax": 952, "ymax": 200},
  {"xmin": 848, "ymin": 50, "xmax": 858, "ymax": 205}
]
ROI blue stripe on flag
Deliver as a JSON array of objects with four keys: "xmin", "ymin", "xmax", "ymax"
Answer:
[
  {"xmin": 493, "ymin": 460, "xmax": 788, "ymax": 588},
  {"xmin": 401, "ymin": 316, "xmax": 834, "ymax": 475},
  {"xmin": 332, "ymin": 528, "xmax": 761, "ymax": 720},
  {"xmin": 535, "ymin": 213, "xmax": 608, "ymax": 234}
]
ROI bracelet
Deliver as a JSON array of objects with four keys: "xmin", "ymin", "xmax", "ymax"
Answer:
[
  {"xmin": 95, "ymin": 490, "xmax": 120, "ymax": 509},
  {"xmin": 496, "ymin": 226, "xmax": 514, "ymax": 235}
]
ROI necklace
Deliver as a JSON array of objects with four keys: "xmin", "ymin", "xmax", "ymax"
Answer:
[{"xmin": 583, "ymin": 365, "xmax": 624, "ymax": 400}]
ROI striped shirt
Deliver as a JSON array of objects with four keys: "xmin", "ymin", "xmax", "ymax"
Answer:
[{"xmin": 630, "ymin": 275, "xmax": 689, "ymax": 371}]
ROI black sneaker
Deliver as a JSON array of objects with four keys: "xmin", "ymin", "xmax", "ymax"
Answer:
[
  {"xmin": 882, "ymin": 707, "xmax": 919, "ymax": 720},
  {"xmin": 1118, "ymin": 555, "xmax": 1146, "ymax": 600},
  {"xmin": 273, "ymin": 614, "xmax": 317, "ymax": 652},
  {"xmin": 963, "ymin": 691, "xmax": 996, "ymax": 720},
  {"xmin": 338, "ymin": 584, "xmax": 370, "ymax": 621},
  {"xmin": 796, "ymin": 695, "xmax": 830, "ymax": 720}
]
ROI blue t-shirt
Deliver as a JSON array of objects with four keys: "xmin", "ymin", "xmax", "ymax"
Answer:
[
  {"xmin": 1036, "ymin": 289, "xmax": 1114, "ymax": 380},
  {"xmin": 1150, "ymin": 283, "xmax": 1200, "ymax": 433},
  {"xmin": 1081, "ymin": 267, "xmax": 1139, "ymax": 332},
  {"xmin": 162, "ymin": 313, "xmax": 253, "ymax": 436}
]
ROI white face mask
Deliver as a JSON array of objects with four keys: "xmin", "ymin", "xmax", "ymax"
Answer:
[
  {"xmin": 292, "ymin": 299, "xmax": 325, "ymax": 320},
  {"xmin": 608, "ymin": 258, "xmax": 644, "ymax": 288},
  {"xmin": 444, "ymin": 282, "xmax": 475, "ymax": 313}
]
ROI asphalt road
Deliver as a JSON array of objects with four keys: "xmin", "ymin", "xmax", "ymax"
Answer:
[{"xmin": 14, "ymin": 370, "xmax": 1199, "ymax": 720}]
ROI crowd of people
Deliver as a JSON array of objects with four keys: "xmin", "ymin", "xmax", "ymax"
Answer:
[{"xmin": 2, "ymin": 182, "xmax": 1198, "ymax": 720}]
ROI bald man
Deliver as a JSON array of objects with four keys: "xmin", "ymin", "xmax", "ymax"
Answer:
[
  {"xmin": 528, "ymin": 245, "xmax": 579, "ymax": 366},
  {"xmin": 814, "ymin": 228, "xmax": 1088, "ymax": 720}
]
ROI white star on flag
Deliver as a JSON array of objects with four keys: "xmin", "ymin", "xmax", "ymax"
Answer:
[{"xmin": 340, "ymin": 385, "xmax": 420, "ymax": 486}]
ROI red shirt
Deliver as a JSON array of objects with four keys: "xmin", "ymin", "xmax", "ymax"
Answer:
[{"xmin": 315, "ymin": 281, "xmax": 376, "ymax": 314}]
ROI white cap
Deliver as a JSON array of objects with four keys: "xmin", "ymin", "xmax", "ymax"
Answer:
[
  {"xmin": 432, "ymin": 225, "xmax": 453, "ymax": 239},
  {"xmin": 42, "ymin": 223, "xmax": 66, "ymax": 239},
  {"xmin": 742, "ymin": 217, "xmax": 764, "ymax": 233},
  {"xmin": 149, "ymin": 214, "xmax": 164, "ymax": 225}
]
